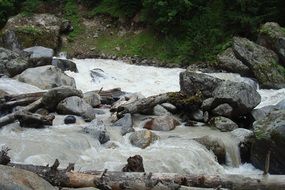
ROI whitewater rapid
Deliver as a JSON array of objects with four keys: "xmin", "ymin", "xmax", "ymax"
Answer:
[{"xmin": 2, "ymin": 58, "xmax": 284, "ymax": 175}]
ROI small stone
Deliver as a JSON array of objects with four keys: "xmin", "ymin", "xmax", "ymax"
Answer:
[{"xmin": 64, "ymin": 115, "xmax": 76, "ymax": 124}]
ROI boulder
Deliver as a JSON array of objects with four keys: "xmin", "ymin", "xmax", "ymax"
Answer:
[
  {"xmin": 251, "ymin": 110, "xmax": 285, "ymax": 174},
  {"xmin": 161, "ymin": 102, "xmax": 177, "ymax": 113},
  {"xmin": 258, "ymin": 22, "xmax": 285, "ymax": 65},
  {"xmin": 64, "ymin": 115, "xmax": 76, "ymax": 124},
  {"xmin": 113, "ymin": 113, "xmax": 134, "ymax": 136},
  {"xmin": 83, "ymin": 91, "xmax": 101, "ymax": 107},
  {"xmin": 180, "ymin": 71, "xmax": 222, "ymax": 97},
  {"xmin": 52, "ymin": 58, "xmax": 78, "ymax": 72},
  {"xmin": 201, "ymin": 98, "xmax": 216, "ymax": 111},
  {"xmin": 1, "ymin": 14, "xmax": 63, "ymax": 50},
  {"xmin": 0, "ymin": 165, "xmax": 56, "ymax": 190},
  {"xmin": 212, "ymin": 81, "xmax": 261, "ymax": 116},
  {"xmin": 16, "ymin": 65, "xmax": 76, "ymax": 89},
  {"xmin": 0, "ymin": 47, "xmax": 29, "ymax": 77},
  {"xmin": 251, "ymin": 105, "xmax": 278, "ymax": 121},
  {"xmin": 143, "ymin": 115, "xmax": 180, "ymax": 131},
  {"xmin": 217, "ymin": 48, "xmax": 251, "ymax": 75},
  {"xmin": 57, "ymin": 96, "xmax": 96, "ymax": 121},
  {"xmin": 209, "ymin": 116, "xmax": 238, "ymax": 132},
  {"xmin": 83, "ymin": 119, "xmax": 110, "ymax": 144},
  {"xmin": 233, "ymin": 37, "xmax": 285, "ymax": 89},
  {"xmin": 129, "ymin": 130, "xmax": 159, "ymax": 149},
  {"xmin": 231, "ymin": 128, "xmax": 254, "ymax": 163},
  {"xmin": 24, "ymin": 46, "xmax": 54, "ymax": 59},
  {"xmin": 211, "ymin": 103, "xmax": 233, "ymax": 118},
  {"xmin": 122, "ymin": 155, "xmax": 145, "ymax": 172},
  {"xmin": 153, "ymin": 105, "xmax": 170, "ymax": 116},
  {"xmin": 276, "ymin": 99, "xmax": 285, "ymax": 110},
  {"xmin": 195, "ymin": 135, "xmax": 226, "ymax": 164},
  {"xmin": 41, "ymin": 86, "xmax": 83, "ymax": 111},
  {"xmin": 189, "ymin": 109, "xmax": 204, "ymax": 122}
]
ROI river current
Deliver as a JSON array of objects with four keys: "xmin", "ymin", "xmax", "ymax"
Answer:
[{"xmin": 1, "ymin": 58, "xmax": 284, "ymax": 175}]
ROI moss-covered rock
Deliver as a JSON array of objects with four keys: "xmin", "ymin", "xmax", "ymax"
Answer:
[{"xmin": 1, "ymin": 14, "xmax": 63, "ymax": 50}]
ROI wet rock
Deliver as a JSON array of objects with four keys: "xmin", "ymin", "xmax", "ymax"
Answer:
[
  {"xmin": 251, "ymin": 105, "xmax": 278, "ymax": 121},
  {"xmin": 83, "ymin": 91, "xmax": 101, "ymax": 107},
  {"xmin": 129, "ymin": 130, "xmax": 159, "ymax": 149},
  {"xmin": 24, "ymin": 46, "xmax": 54, "ymax": 59},
  {"xmin": 16, "ymin": 65, "xmax": 76, "ymax": 89},
  {"xmin": 41, "ymin": 86, "xmax": 83, "ymax": 111},
  {"xmin": 180, "ymin": 71, "xmax": 222, "ymax": 97},
  {"xmin": 161, "ymin": 102, "xmax": 177, "ymax": 113},
  {"xmin": 52, "ymin": 58, "xmax": 78, "ymax": 72},
  {"xmin": 122, "ymin": 155, "xmax": 145, "ymax": 172},
  {"xmin": 212, "ymin": 103, "xmax": 233, "ymax": 118},
  {"xmin": 153, "ymin": 105, "xmax": 170, "ymax": 116},
  {"xmin": 233, "ymin": 36, "xmax": 285, "ymax": 89},
  {"xmin": 83, "ymin": 119, "xmax": 110, "ymax": 144},
  {"xmin": 201, "ymin": 98, "xmax": 215, "ymax": 111},
  {"xmin": 195, "ymin": 135, "xmax": 226, "ymax": 164},
  {"xmin": 258, "ymin": 22, "xmax": 285, "ymax": 65},
  {"xmin": 231, "ymin": 128, "xmax": 254, "ymax": 163},
  {"xmin": 0, "ymin": 165, "xmax": 56, "ymax": 190},
  {"xmin": 143, "ymin": 115, "xmax": 180, "ymax": 131},
  {"xmin": 64, "ymin": 115, "xmax": 76, "ymax": 124},
  {"xmin": 189, "ymin": 109, "xmax": 204, "ymax": 122},
  {"xmin": 57, "ymin": 96, "xmax": 96, "ymax": 121},
  {"xmin": 0, "ymin": 47, "xmax": 29, "ymax": 77},
  {"xmin": 276, "ymin": 99, "xmax": 285, "ymax": 110},
  {"xmin": 203, "ymin": 111, "xmax": 209, "ymax": 123},
  {"xmin": 217, "ymin": 48, "xmax": 251, "ymax": 75},
  {"xmin": 1, "ymin": 14, "xmax": 63, "ymax": 50},
  {"xmin": 251, "ymin": 110, "xmax": 285, "ymax": 174},
  {"xmin": 212, "ymin": 81, "xmax": 261, "ymax": 116},
  {"xmin": 209, "ymin": 116, "xmax": 238, "ymax": 132},
  {"xmin": 113, "ymin": 113, "xmax": 134, "ymax": 136}
]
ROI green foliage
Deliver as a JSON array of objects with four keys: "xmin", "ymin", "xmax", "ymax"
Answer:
[
  {"xmin": 21, "ymin": 0, "xmax": 41, "ymax": 15},
  {"xmin": 0, "ymin": 0, "xmax": 16, "ymax": 27}
]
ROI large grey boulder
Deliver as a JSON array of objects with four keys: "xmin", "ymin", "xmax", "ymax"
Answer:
[
  {"xmin": 16, "ymin": 65, "xmax": 76, "ymax": 89},
  {"xmin": 0, "ymin": 165, "xmax": 56, "ymax": 190},
  {"xmin": 217, "ymin": 48, "xmax": 251, "ymax": 75},
  {"xmin": 41, "ymin": 86, "xmax": 82, "ymax": 111},
  {"xmin": 57, "ymin": 96, "xmax": 96, "ymax": 121},
  {"xmin": 0, "ymin": 47, "xmax": 29, "ymax": 77},
  {"xmin": 180, "ymin": 71, "xmax": 222, "ymax": 97},
  {"xmin": 251, "ymin": 110, "xmax": 285, "ymax": 174},
  {"xmin": 24, "ymin": 46, "xmax": 54, "ymax": 59},
  {"xmin": 258, "ymin": 22, "xmax": 285, "ymax": 65},
  {"xmin": 129, "ymin": 130, "xmax": 159, "ymax": 149},
  {"xmin": 1, "ymin": 14, "xmax": 63, "ymax": 50},
  {"xmin": 233, "ymin": 37, "xmax": 285, "ymax": 89}
]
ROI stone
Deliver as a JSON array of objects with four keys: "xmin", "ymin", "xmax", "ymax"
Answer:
[
  {"xmin": 217, "ymin": 48, "xmax": 251, "ymax": 75},
  {"xmin": 153, "ymin": 105, "xmax": 170, "ymax": 116},
  {"xmin": 122, "ymin": 155, "xmax": 145, "ymax": 172},
  {"xmin": 41, "ymin": 86, "xmax": 83, "ymax": 111},
  {"xmin": 0, "ymin": 165, "xmax": 56, "ymax": 190},
  {"xmin": 83, "ymin": 119, "xmax": 110, "ymax": 144},
  {"xmin": 83, "ymin": 91, "xmax": 101, "ymax": 107},
  {"xmin": 251, "ymin": 110, "xmax": 285, "ymax": 174},
  {"xmin": 209, "ymin": 116, "xmax": 238, "ymax": 132},
  {"xmin": 52, "ymin": 58, "xmax": 78, "ymax": 72},
  {"xmin": 195, "ymin": 135, "xmax": 226, "ymax": 164},
  {"xmin": 113, "ymin": 113, "xmax": 134, "ymax": 136},
  {"xmin": 180, "ymin": 71, "xmax": 222, "ymax": 97},
  {"xmin": 251, "ymin": 105, "xmax": 278, "ymax": 121},
  {"xmin": 143, "ymin": 115, "xmax": 180, "ymax": 131},
  {"xmin": 129, "ymin": 130, "xmax": 159, "ymax": 149},
  {"xmin": 64, "ymin": 115, "xmax": 76, "ymax": 124},
  {"xmin": 0, "ymin": 30, "xmax": 22, "ymax": 51},
  {"xmin": 201, "ymin": 98, "xmax": 216, "ymax": 111},
  {"xmin": 0, "ymin": 47, "xmax": 29, "ymax": 77},
  {"xmin": 212, "ymin": 103, "xmax": 233, "ymax": 118},
  {"xmin": 24, "ymin": 46, "xmax": 54, "ymax": 59},
  {"xmin": 189, "ymin": 109, "xmax": 204, "ymax": 122},
  {"xmin": 15, "ymin": 111, "xmax": 55, "ymax": 128},
  {"xmin": 57, "ymin": 96, "xmax": 96, "ymax": 122},
  {"xmin": 233, "ymin": 36, "xmax": 285, "ymax": 89},
  {"xmin": 1, "ymin": 14, "xmax": 63, "ymax": 50},
  {"xmin": 258, "ymin": 22, "xmax": 285, "ymax": 65},
  {"xmin": 161, "ymin": 102, "xmax": 177, "ymax": 113},
  {"xmin": 16, "ymin": 65, "xmax": 76, "ymax": 89},
  {"xmin": 276, "ymin": 99, "xmax": 285, "ymax": 110}
]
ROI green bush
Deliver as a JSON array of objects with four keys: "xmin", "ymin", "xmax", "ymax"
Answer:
[{"xmin": 0, "ymin": 0, "xmax": 16, "ymax": 27}]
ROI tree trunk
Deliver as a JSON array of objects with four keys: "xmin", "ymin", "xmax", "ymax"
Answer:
[{"xmin": 4, "ymin": 161, "xmax": 285, "ymax": 190}]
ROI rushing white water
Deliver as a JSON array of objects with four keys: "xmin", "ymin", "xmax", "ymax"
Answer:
[{"xmin": 0, "ymin": 59, "xmax": 283, "ymax": 176}]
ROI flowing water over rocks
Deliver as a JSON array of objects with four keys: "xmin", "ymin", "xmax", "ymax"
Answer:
[{"xmin": 2, "ymin": 58, "xmax": 284, "ymax": 175}]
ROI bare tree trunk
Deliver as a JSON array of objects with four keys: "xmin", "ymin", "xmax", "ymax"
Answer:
[{"xmin": 4, "ymin": 161, "xmax": 285, "ymax": 190}]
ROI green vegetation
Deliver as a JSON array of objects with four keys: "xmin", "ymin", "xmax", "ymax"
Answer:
[{"xmin": 1, "ymin": 0, "xmax": 285, "ymax": 64}]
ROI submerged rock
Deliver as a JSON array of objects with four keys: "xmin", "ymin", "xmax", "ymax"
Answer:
[
  {"xmin": 129, "ymin": 130, "xmax": 159, "ymax": 149},
  {"xmin": 143, "ymin": 115, "xmax": 180, "ymax": 131},
  {"xmin": 84, "ymin": 119, "xmax": 110, "ymax": 144},
  {"xmin": 113, "ymin": 113, "xmax": 134, "ymax": 136},
  {"xmin": 16, "ymin": 65, "xmax": 76, "ymax": 89},
  {"xmin": 209, "ymin": 116, "xmax": 238, "ymax": 132},
  {"xmin": 251, "ymin": 110, "xmax": 285, "ymax": 174},
  {"xmin": 0, "ymin": 165, "xmax": 56, "ymax": 190},
  {"xmin": 52, "ymin": 58, "xmax": 78, "ymax": 72}
]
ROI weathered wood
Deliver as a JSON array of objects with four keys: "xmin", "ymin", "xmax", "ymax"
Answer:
[
  {"xmin": 0, "ymin": 98, "xmax": 42, "ymax": 127},
  {"xmin": 0, "ymin": 91, "xmax": 45, "ymax": 103},
  {"xmin": 4, "ymin": 161, "xmax": 285, "ymax": 190},
  {"xmin": 0, "ymin": 97, "xmax": 41, "ymax": 109},
  {"xmin": 14, "ymin": 111, "xmax": 55, "ymax": 128}
]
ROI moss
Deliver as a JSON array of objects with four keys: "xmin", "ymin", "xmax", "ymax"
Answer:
[
  {"xmin": 167, "ymin": 91, "xmax": 203, "ymax": 110},
  {"xmin": 15, "ymin": 26, "xmax": 43, "ymax": 35}
]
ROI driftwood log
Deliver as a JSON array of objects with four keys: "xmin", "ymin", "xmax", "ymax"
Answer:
[
  {"xmin": 14, "ymin": 111, "xmax": 55, "ymax": 128},
  {"xmin": 3, "ymin": 160, "xmax": 285, "ymax": 190}
]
